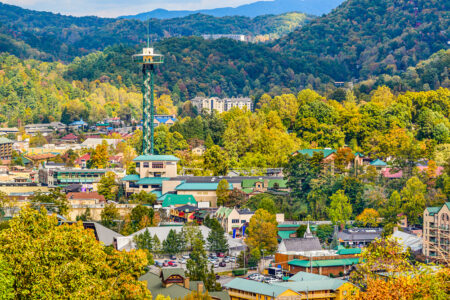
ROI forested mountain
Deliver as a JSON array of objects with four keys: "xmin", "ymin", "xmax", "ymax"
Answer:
[
  {"xmin": 122, "ymin": 0, "xmax": 344, "ymax": 19},
  {"xmin": 0, "ymin": 2, "xmax": 311, "ymax": 61},
  {"xmin": 274, "ymin": 0, "xmax": 449, "ymax": 80}
]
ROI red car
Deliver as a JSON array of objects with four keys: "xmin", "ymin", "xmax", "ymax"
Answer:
[
  {"xmin": 217, "ymin": 253, "xmax": 225, "ymax": 258},
  {"xmin": 168, "ymin": 261, "xmax": 177, "ymax": 267}
]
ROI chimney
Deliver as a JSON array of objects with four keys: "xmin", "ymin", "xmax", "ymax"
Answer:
[
  {"xmin": 184, "ymin": 277, "xmax": 190, "ymax": 289},
  {"xmin": 197, "ymin": 282, "xmax": 204, "ymax": 294},
  {"xmin": 264, "ymin": 179, "xmax": 269, "ymax": 188}
]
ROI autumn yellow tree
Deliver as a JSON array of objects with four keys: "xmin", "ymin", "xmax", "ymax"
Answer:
[
  {"xmin": 356, "ymin": 208, "xmax": 380, "ymax": 227},
  {"xmin": 90, "ymin": 140, "xmax": 109, "ymax": 169},
  {"xmin": 0, "ymin": 207, "xmax": 151, "ymax": 299},
  {"xmin": 245, "ymin": 209, "xmax": 278, "ymax": 254},
  {"xmin": 350, "ymin": 238, "xmax": 450, "ymax": 300}
]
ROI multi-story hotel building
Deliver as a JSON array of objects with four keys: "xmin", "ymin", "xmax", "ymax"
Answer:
[{"xmin": 423, "ymin": 202, "xmax": 450, "ymax": 260}]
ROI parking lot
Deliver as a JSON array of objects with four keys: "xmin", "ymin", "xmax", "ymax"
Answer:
[{"xmin": 153, "ymin": 254, "xmax": 239, "ymax": 274}]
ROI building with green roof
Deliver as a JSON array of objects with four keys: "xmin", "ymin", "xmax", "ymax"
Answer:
[
  {"xmin": 159, "ymin": 194, "xmax": 197, "ymax": 208},
  {"xmin": 224, "ymin": 274, "xmax": 356, "ymax": 300},
  {"xmin": 293, "ymin": 149, "xmax": 337, "ymax": 159},
  {"xmin": 288, "ymin": 258, "xmax": 360, "ymax": 276},
  {"xmin": 175, "ymin": 182, "xmax": 233, "ymax": 208},
  {"xmin": 423, "ymin": 202, "xmax": 450, "ymax": 258},
  {"xmin": 370, "ymin": 158, "xmax": 387, "ymax": 167},
  {"xmin": 140, "ymin": 269, "xmax": 229, "ymax": 300},
  {"xmin": 241, "ymin": 178, "xmax": 288, "ymax": 194}
]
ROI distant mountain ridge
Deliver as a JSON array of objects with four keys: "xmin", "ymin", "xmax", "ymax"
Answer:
[{"xmin": 121, "ymin": 0, "xmax": 345, "ymax": 20}]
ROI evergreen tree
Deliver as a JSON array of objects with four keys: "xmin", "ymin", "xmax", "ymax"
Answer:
[
  {"xmin": 162, "ymin": 229, "xmax": 183, "ymax": 255},
  {"xmin": 207, "ymin": 226, "xmax": 228, "ymax": 253}
]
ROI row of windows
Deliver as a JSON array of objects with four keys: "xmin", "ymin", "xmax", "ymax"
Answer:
[{"xmin": 136, "ymin": 162, "xmax": 165, "ymax": 168}]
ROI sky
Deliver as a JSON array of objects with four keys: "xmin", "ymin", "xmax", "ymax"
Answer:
[{"xmin": 2, "ymin": 0, "xmax": 261, "ymax": 17}]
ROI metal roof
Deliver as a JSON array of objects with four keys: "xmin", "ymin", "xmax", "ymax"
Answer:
[
  {"xmin": 160, "ymin": 194, "xmax": 197, "ymax": 207},
  {"xmin": 370, "ymin": 159, "xmax": 387, "ymax": 166},
  {"xmin": 336, "ymin": 248, "xmax": 362, "ymax": 255},
  {"xmin": 278, "ymin": 230, "xmax": 296, "ymax": 240},
  {"xmin": 133, "ymin": 155, "xmax": 180, "ymax": 162},
  {"xmin": 136, "ymin": 177, "xmax": 170, "ymax": 185},
  {"xmin": 288, "ymin": 258, "xmax": 360, "ymax": 268},
  {"xmin": 122, "ymin": 174, "xmax": 140, "ymax": 181},
  {"xmin": 273, "ymin": 278, "xmax": 347, "ymax": 292},
  {"xmin": 225, "ymin": 278, "xmax": 293, "ymax": 297},
  {"xmin": 294, "ymin": 149, "xmax": 336, "ymax": 158},
  {"xmin": 175, "ymin": 182, "xmax": 233, "ymax": 191}
]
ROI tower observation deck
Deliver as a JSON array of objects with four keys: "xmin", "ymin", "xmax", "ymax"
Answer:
[{"xmin": 133, "ymin": 47, "xmax": 164, "ymax": 155}]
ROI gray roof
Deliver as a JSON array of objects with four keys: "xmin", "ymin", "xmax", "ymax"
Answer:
[
  {"xmin": 392, "ymin": 231, "xmax": 423, "ymax": 252},
  {"xmin": 92, "ymin": 222, "xmax": 123, "ymax": 246},
  {"xmin": 337, "ymin": 228, "xmax": 382, "ymax": 242},
  {"xmin": 278, "ymin": 237, "xmax": 322, "ymax": 252}
]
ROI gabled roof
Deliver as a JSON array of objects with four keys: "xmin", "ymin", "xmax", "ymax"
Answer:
[
  {"xmin": 61, "ymin": 133, "xmax": 78, "ymax": 140},
  {"xmin": 426, "ymin": 206, "xmax": 441, "ymax": 216},
  {"xmin": 273, "ymin": 278, "xmax": 348, "ymax": 292},
  {"xmin": 215, "ymin": 207, "xmax": 233, "ymax": 218},
  {"xmin": 160, "ymin": 194, "xmax": 197, "ymax": 207},
  {"xmin": 370, "ymin": 159, "xmax": 387, "ymax": 166},
  {"xmin": 225, "ymin": 278, "xmax": 294, "ymax": 297},
  {"xmin": 241, "ymin": 179, "xmax": 287, "ymax": 189},
  {"xmin": 136, "ymin": 177, "xmax": 170, "ymax": 185},
  {"xmin": 279, "ymin": 237, "xmax": 322, "ymax": 252},
  {"xmin": 175, "ymin": 182, "xmax": 233, "ymax": 191},
  {"xmin": 140, "ymin": 272, "xmax": 191, "ymax": 299},
  {"xmin": 294, "ymin": 149, "xmax": 336, "ymax": 158},
  {"xmin": 122, "ymin": 174, "xmax": 140, "ymax": 181},
  {"xmin": 288, "ymin": 258, "xmax": 360, "ymax": 268},
  {"xmin": 278, "ymin": 230, "xmax": 296, "ymax": 240},
  {"xmin": 133, "ymin": 155, "xmax": 179, "ymax": 162},
  {"xmin": 289, "ymin": 272, "xmax": 330, "ymax": 282},
  {"xmin": 161, "ymin": 268, "xmax": 185, "ymax": 281}
]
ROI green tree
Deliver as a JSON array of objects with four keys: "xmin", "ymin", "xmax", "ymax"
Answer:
[
  {"xmin": 30, "ymin": 189, "xmax": 69, "ymax": 216},
  {"xmin": 162, "ymin": 229, "xmax": 184, "ymax": 255},
  {"xmin": 401, "ymin": 176, "xmax": 427, "ymax": 225},
  {"xmin": 245, "ymin": 209, "xmax": 278, "ymax": 254},
  {"xmin": 315, "ymin": 224, "xmax": 334, "ymax": 244},
  {"xmin": 133, "ymin": 229, "xmax": 154, "ymax": 264},
  {"xmin": 0, "ymin": 256, "xmax": 14, "ymax": 300},
  {"xmin": 296, "ymin": 224, "xmax": 307, "ymax": 237},
  {"xmin": 207, "ymin": 225, "xmax": 229, "ymax": 253},
  {"xmin": 76, "ymin": 208, "xmax": 91, "ymax": 221},
  {"xmin": 101, "ymin": 203, "xmax": 120, "ymax": 228},
  {"xmin": 257, "ymin": 196, "xmax": 277, "ymax": 214},
  {"xmin": 203, "ymin": 145, "xmax": 229, "ymax": 176},
  {"xmin": 97, "ymin": 172, "xmax": 117, "ymax": 201},
  {"xmin": 129, "ymin": 191, "xmax": 156, "ymax": 205},
  {"xmin": 327, "ymin": 190, "xmax": 352, "ymax": 227},
  {"xmin": 381, "ymin": 191, "xmax": 402, "ymax": 226},
  {"xmin": 0, "ymin": 207, "xmax": 150, "ymax": 299},
  {"xmin": 216, "ymin": 179, "xmax": 230, "ymax": 206},
  {"xmin": 186, "ymin": 236, "xmax": 221, "ymax": 291}
]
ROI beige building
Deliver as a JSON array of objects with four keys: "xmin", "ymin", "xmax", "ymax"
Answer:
[
  {"xmin": 69, "ymin": 203, "xmax": 138, "ymax": 221},
  {"xmin": 174, "ymin": 182, "xmax": 233, "ymax": 208},
  {"xmin": 216, "ymin": 206, "xmax": 285, "ymax": 233},
  {"xmin": 122, "ymin": 155, "xmax": 179, "ymax": 196},
  {"xmin": 191, "ymin": 96, "xmax": 253, "ymax": 114},
  {"xmin": 423, "ymin": 202, "xmax": 450, "ymax": 260}
]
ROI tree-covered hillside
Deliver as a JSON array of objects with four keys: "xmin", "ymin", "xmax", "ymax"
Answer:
[
  {"xmin": 0, "ymin": 2, "xmax": 311, "ymax": 61},
  {"xmin": 275, "ymin": 0, "xmax": 449, "ymax": 80}
]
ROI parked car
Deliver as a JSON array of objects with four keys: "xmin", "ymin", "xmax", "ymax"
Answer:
[
  {"xmin": 179, "ymin": 259, "xmax": 187, "ymax": 264},
  {"xmin": 182, "ymin": 255, "xmax": 190, "ymax": 259},
  {"xmin": 217, "ymin": 253, "xmax": 225, "ymax": 258},
  {"xmin": 216, "ymin": 274, "xmax": 221, "ymax": 280},
  {"xmin": 162, "ymin": 262, "xmax": 169, "ymax": 267},
  {"xmin": 170, "ymin": 255, "xmax": 177, "ymax": 260},
  {"xmin": 266, "ymin": 278, "xmax": 281, "ymax": 284},
  {"xmin": 213, "ymin": 262, "xmax": 219, "ymax": 268},
  {"xmin": 168, "ymin": 260, "xmax": 177, "ymax": 266},
  {"xmin": 219, "ymin": 262, "xmax": 226, "ymax": 267},
  {"xmin": 154, "ymin": 261, "xmax": 163, "ymax": 267},
  {"xmin": 223, "ymin": 258, "xmax": 230, "ymax": 263}
]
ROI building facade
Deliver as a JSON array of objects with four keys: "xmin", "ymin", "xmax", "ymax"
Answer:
[
  {"xmin": 423, "ymin": 202, "xmax": 450, "ymax": 260},
  {"xmin": 0, "ymin": 137, "xmax": 13, "ymax": 161},
  {"xmin": 191, "ymin": 97, "xmax": 253, "ymax": 114}
]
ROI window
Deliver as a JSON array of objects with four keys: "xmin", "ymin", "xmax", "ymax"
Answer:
[
  {"xmin": 142, "ymin": 185, "xmax": 148, "ymax": 188},
  {"xmin": 232, "ymin": 219, "xmax": 239, "ymax": 223},
  {"xmin": 152, "ymin": 162, "xmax": 164, "ymax": 168},
  {"xmin": 241, "ymin": 220, "xmax": 246, "ymax": 223},
  {"xmin": 135, "ymin": 162, "xmax": 140, "ymax": 168},
  {"xmin": 143, "ymin": 162, "xmax": 149, "ymax": 168}
]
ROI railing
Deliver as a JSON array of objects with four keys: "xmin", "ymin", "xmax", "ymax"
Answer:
[{"xmin": 228, "ymin": 290, "xmax": 257, "ymax": 300}]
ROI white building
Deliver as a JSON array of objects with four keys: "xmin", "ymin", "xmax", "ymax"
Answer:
[{"xmin": 191, "ymin": 97, "xmax": 253, "ymax": 114}]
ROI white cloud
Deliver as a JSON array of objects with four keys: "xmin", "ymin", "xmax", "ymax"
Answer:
[{"xmin": 3, "ymin": 0, "xmax": 260, "ymax": 17}]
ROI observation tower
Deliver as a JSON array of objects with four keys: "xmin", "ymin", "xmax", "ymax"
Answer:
[{"xmin": 133, "ymin": 44, "xmax": 164, "ymax": 155}]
